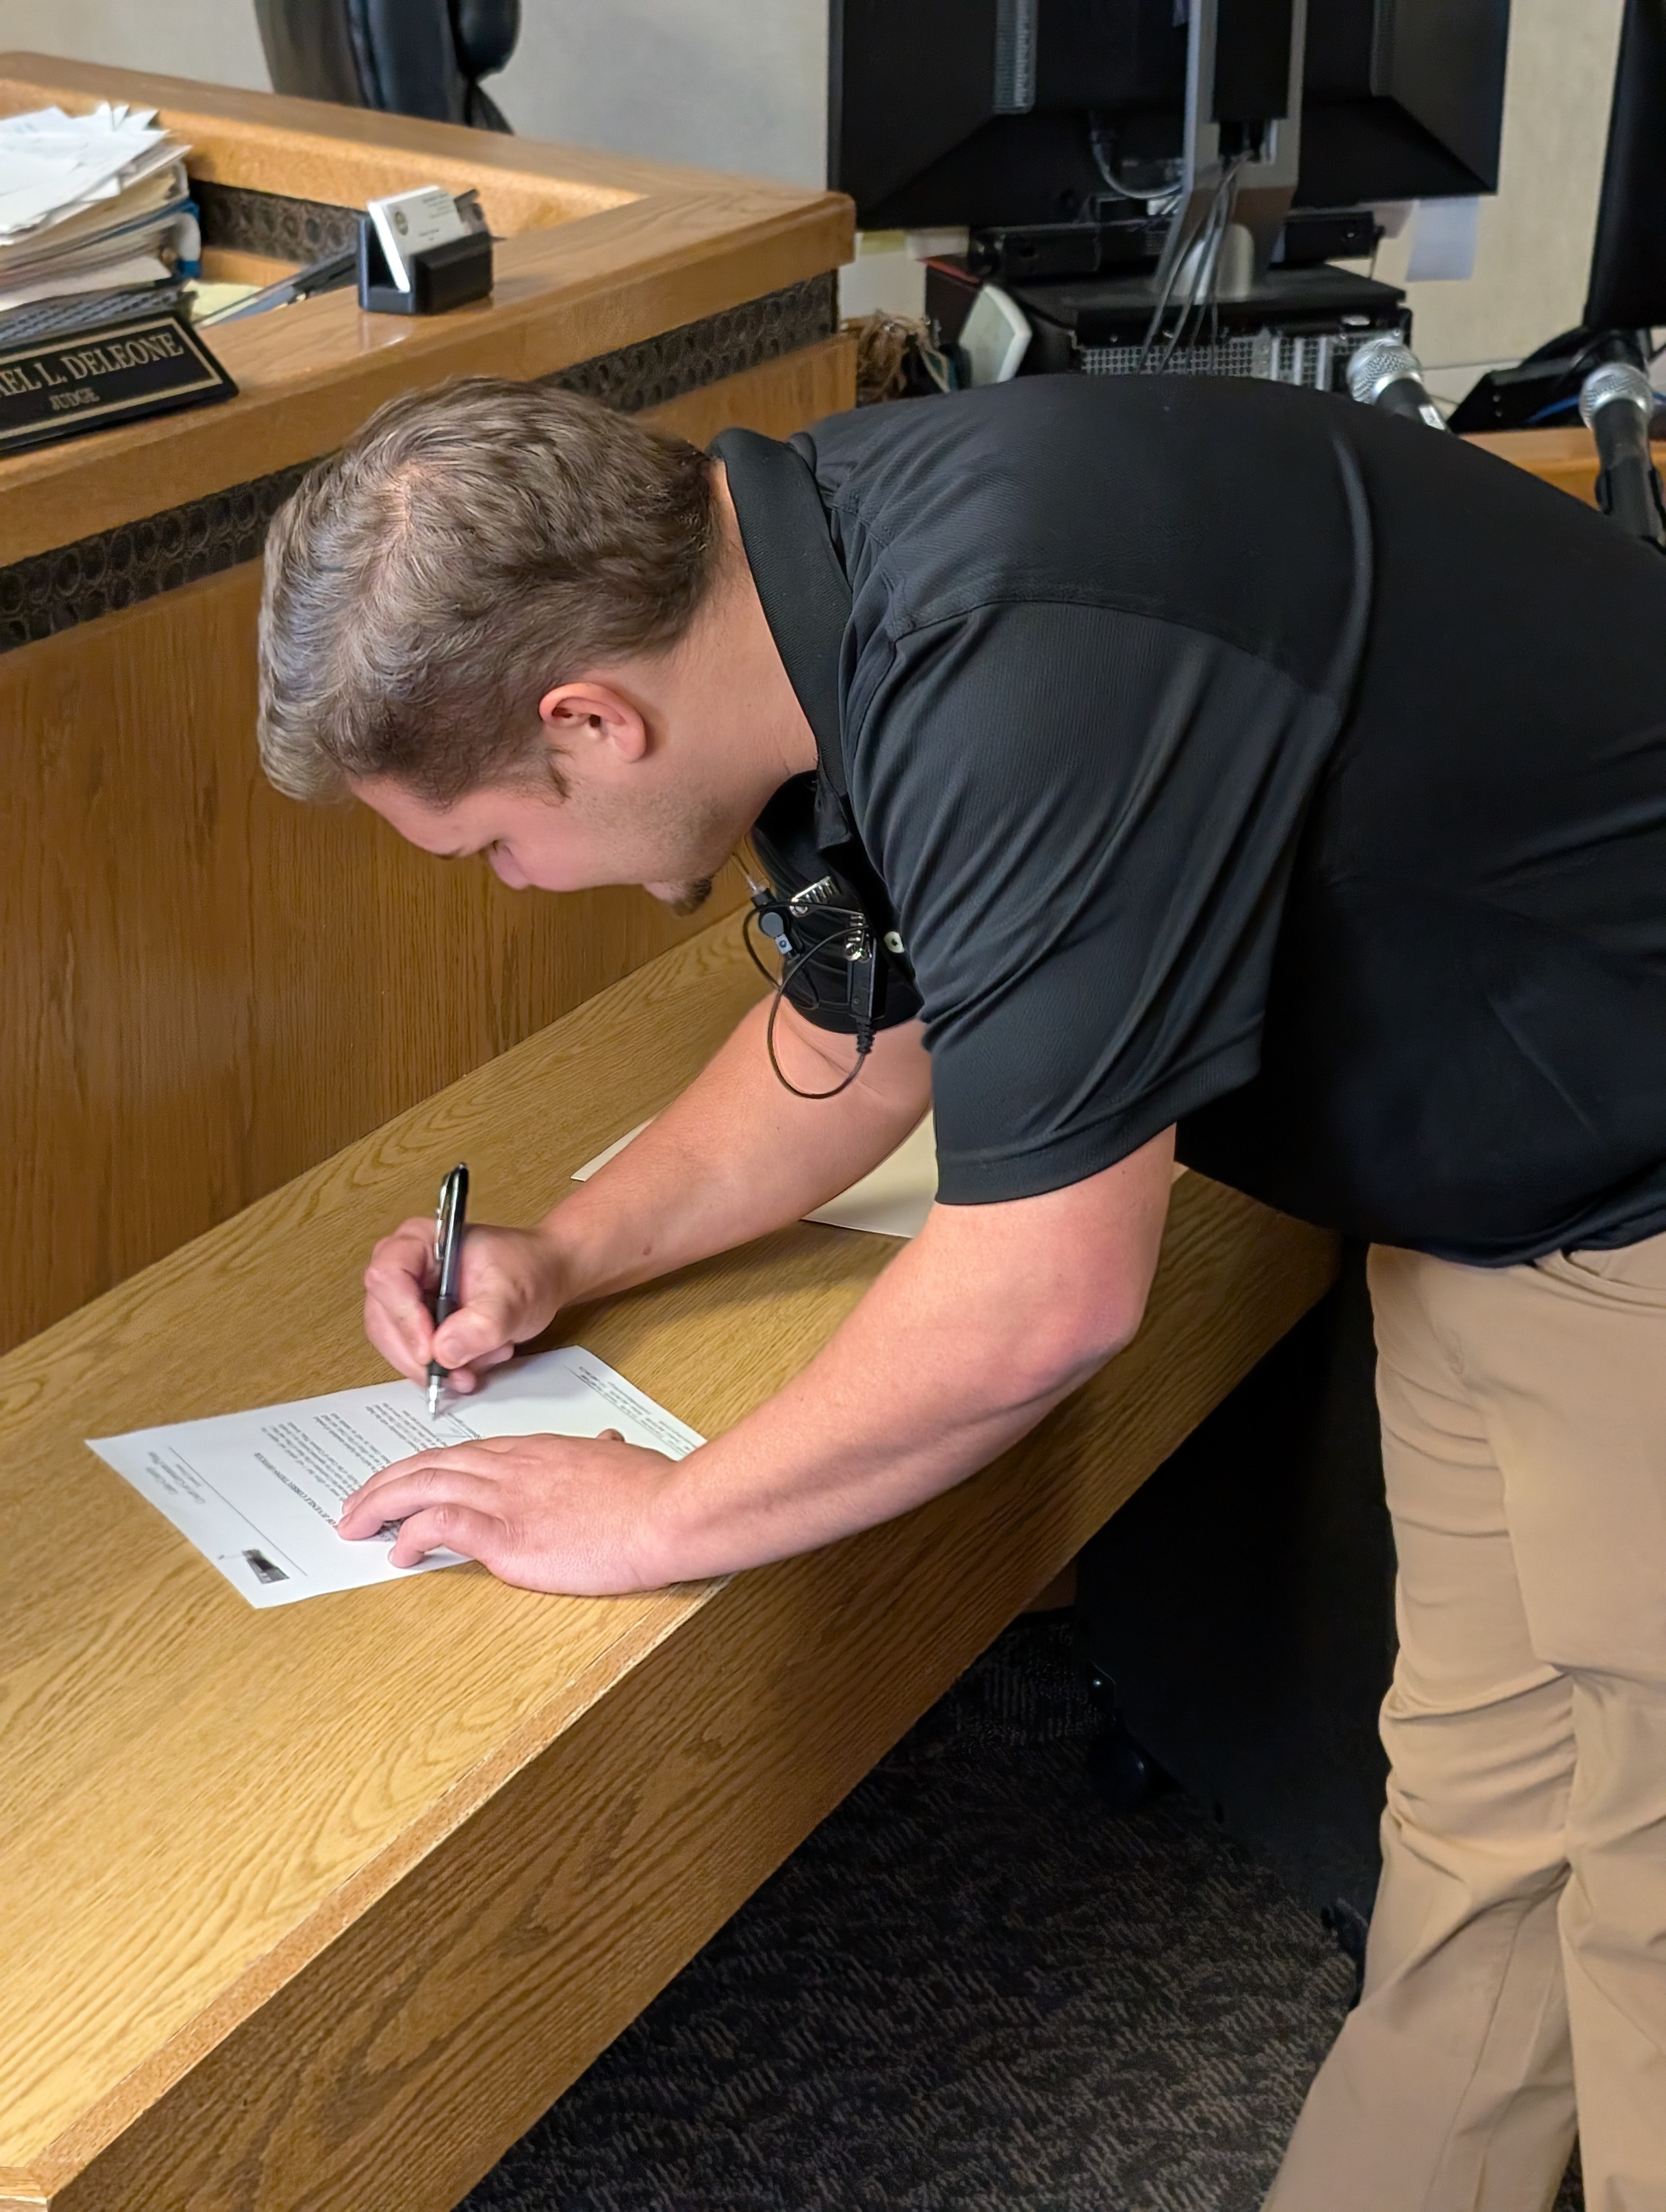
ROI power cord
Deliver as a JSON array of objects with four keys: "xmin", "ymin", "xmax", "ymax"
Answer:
[
  {"xmin": 1087, "ymin": 115, "xmax": 1182, "ymax": 213},
  {"xmin": 743, "ymin": 902, "xmax": 876, "ymax": 1101},
  {"xmin": 1139, "ymin": 152, "xmax": 1247, "ymax": 373}
]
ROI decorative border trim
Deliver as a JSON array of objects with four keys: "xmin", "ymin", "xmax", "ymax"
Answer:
[
  {"xmin": 195, "ymin": 181, "xmax": 361, "ymax": 263},
  {"xmin": 545, "ymin": 272, "xmax": 837, "ymax": 415},
  {"xmin": 0, "ymin": 273, "xmax": 838, "ymax": 653},
  {"xmin": 0, "ymin": 466, "xmax": 312, "ymax": 650}
]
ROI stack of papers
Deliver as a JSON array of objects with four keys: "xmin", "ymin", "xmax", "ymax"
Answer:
[{"xmin": 0, "ymin": 104, "xmax": 197, "ymax": 345}]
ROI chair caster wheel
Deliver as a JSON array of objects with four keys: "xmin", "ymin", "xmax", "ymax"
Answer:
[{"xmin": 1088, "ymin": 1724, "xmax": 1163, "ymax": 1814}]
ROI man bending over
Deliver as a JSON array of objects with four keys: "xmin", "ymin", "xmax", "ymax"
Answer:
[{"xmin": 259, "ymin": 374, "xmax": 1666, "ymax": 2211}]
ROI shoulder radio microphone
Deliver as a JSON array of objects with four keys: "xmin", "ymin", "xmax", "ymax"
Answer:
[{"xmin": 747, "ymin": 872, "xmax": 899, "ymax": 1101}]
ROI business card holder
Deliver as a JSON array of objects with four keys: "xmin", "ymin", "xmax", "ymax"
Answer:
[{"xmin": 356, "ymin": 218, "xmax": 494, "ymax": 316}]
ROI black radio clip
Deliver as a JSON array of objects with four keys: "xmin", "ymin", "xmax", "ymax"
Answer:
[{"xmin": 747, "ymin": 873, "xmax": 900, "ymax": 1099}]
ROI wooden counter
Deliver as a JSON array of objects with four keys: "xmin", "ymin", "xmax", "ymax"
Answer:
[
  {"xmin": 0, "ymin": 909, "xmax": 1339, "ymax": 2212},
  {"xmin": 1466, "ymin": 421, "xmax": 1666, "ymax": 504},
  {"xmin": 0, "ymin": 57, "xmax": 855, "ymax": 1354},
  {"xmin": 0, "ymin": 59, "xmax": 854, "ymax": 566}
]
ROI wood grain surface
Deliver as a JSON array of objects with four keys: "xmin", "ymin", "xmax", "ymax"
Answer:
[
  {"xmin": 1464, "ymin": 422, "xmax": 1666, "ymax": 504},
  {"xmin": 0, "ymin": 911, "xmax": 1338, "ymax": 2211},
  {"xmin": 0, "ymin": 57, "xmax": 853, "ymax": 564},
  {"xmin": 0, "ymin": 336, "xmax": 854, "ymax": 1356}
]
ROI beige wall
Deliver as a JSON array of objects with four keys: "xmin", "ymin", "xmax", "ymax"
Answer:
[
  {"xmin": 494, "ymin": 0, "xmax": 827, "ymax": 186},
  {"xmin": 0, "ymin": 0, "xmax": 827, "ymax": 188},
  {"xmin": 0, "ymin": 0, "xmax": 270, "ymax": 91},
  {"xmin": 1369, "ymin": 0, "xmax": 1625, "ymax": 376}
]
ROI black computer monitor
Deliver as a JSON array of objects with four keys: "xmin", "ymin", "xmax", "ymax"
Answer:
[
  {"xmin": 1583, "ymin": 0, "xmax": 1666, "ymax": 331},
  {"xmin": 830, "ymin": 0, "xmax": 1510, "ymax": 235}
]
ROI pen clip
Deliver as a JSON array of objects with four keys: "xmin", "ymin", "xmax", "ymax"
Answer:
[{"xmin": 432, "ymin": 1163, "xmax": 470, "ymax": 1302}]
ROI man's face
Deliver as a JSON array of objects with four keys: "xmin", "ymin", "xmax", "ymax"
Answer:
[
  {"xmin": 353, "ymin": 753, "xmax": 740, "ymax": 912},
  {"xmin": 350, "ymin": 494, "xmax": 819, "ymax": 905}
]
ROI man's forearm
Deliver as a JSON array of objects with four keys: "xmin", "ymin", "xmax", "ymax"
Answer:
[
  {"xmin": 345, "ymin": 1134, "xmax": 1176, "ymax": 1593},
  {"xmin": 631, "ymin": 1133, "xmax": 1177, "ymax": 1584},
  {"xmin": 545, "ymin": 998, "xmax": 932, "ymax": 1304}
]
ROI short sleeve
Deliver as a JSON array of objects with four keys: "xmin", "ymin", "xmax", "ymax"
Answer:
[{"xmin": 847, "ymin": 601, "xmax": 1345, "ymax": 1204}]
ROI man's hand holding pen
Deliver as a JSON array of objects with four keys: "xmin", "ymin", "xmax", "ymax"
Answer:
[
  {"xmin": 350, "ymin": 1204, "xmax": 683, "ymax": 1593},
  {"xmin": 362, "ymin": 1216, "xmax": 569, "ymax": 1393}
]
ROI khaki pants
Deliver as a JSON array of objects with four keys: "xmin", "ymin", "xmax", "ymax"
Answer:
[{"xmin": 1266, "ymin": 1232, "xmax": 1666, "ymax": 2212}]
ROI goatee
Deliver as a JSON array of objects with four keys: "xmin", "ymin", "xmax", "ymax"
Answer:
[{"xmin": 662, "ymin": 876, "xmax": 715, "ymax": 916}]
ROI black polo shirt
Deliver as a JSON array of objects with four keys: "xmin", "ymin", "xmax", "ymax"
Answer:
[{"xmin": 713, "ymin": 376, "xmax": 1666, "ymax": 1264}]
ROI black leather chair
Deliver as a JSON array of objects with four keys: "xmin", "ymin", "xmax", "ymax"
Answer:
[{"xmin": 254, "ymin": 0, "xmax": 521, "ymax": 131}]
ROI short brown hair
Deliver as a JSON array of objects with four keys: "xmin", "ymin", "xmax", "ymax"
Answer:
[{"xmin": 257, "ymin": 377, "xmax": 721, "ymax": 804}]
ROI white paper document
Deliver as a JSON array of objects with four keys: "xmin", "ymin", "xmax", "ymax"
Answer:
[
  {"xmin": 0, "ymin": 105, "xmax": 183, "ymax": 247},
  {"xmin": 88, "ymin": 1347, "xmax": 703, "ymax": 1610},
  {"xmin": 573, "ymin": 1113, "xmax": 940, "ymax": 1240}
]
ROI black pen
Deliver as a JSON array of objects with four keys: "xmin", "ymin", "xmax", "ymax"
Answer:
[{"xmin": 427, "ymin": 1163, "xmax": 470, "ymax": 1418}]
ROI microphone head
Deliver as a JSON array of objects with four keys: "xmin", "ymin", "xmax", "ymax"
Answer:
[
  {"xmin": 1579, "ymin": 359, "xmax": 1654, "ymax": 428},
  {"xmin": 1347, "ymin": 335, "xmax": 1424, "ymax": 407}
]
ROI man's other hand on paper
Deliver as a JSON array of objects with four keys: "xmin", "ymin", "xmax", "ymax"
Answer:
[{"xmin": 334, "ymin": 1424, "xmax": 680, "ymax": 1593}]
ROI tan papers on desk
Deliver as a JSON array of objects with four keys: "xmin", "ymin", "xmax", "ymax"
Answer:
[
  {"xmin": 88, "ymin": 1346, "xmax": 703, "ymax": 1609},
  {"xmin": 574, "ymin": 1111, "xmax": 940, "ymax": 1240}
]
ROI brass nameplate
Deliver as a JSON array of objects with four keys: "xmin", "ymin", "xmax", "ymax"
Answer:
[{"xmin": 0, "ymin": 314, "xmax": 236, "ymax": 456}]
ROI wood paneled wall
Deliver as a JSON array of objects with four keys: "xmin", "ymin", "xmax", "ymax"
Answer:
[{"xmin": 1, "ymin": 337, "xmax": 852, "ymax": 1352}]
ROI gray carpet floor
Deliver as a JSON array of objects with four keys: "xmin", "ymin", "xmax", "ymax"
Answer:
[{"xmin": 462, "ymin": 1615, "xmax": 1584, "ymax": 2212}]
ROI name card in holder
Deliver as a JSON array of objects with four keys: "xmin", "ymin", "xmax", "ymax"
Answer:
[{"xmin": 358, "ymin": 185, "xmax": 494, "ymax": 317}]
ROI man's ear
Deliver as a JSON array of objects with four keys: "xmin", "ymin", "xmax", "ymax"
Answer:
[{"xmin": 536, "ymin": 679, "xmax": 649, "ymax": 766}]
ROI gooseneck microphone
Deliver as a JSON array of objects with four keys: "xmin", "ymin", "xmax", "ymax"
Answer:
[
  {"xmin": 1579, "ymin": 360, "xmax": 1666, "ymax": 550},
  {"xmin": 1346, "ymin": 336, "xmax": 1446, "ymax": 430}
]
